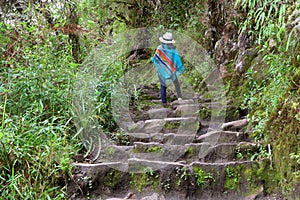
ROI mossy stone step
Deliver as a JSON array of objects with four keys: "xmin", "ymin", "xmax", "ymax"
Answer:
[
  {"xmin": 127, "ymin": 117, "xmax": 198, "ymax": 134},
  {"xmin": 147, "ymin": 105, "xmax": 201, "ymax": 119},
  {"xmin": 198, "ymin": 142, "xmax": 259, "ymax": 163},
  {"xmin": 175, "ymin": 104, "xmax": 200, "ymax": 116},
  {"xmin": 163, "ymin": 133, "xmax": 196, "ymax": 145},
  {"xmin": 95, "ymin": 141, "xmax": 260, "ymax": 165},
  {"xmin": 131, "ymin": 142, "xmax": 187, "ymax": 162},
  {"xmin": 71, "ymin": 157, "xmax": 267, "ymax": 200}
]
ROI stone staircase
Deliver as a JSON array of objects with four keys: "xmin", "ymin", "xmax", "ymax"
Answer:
[{"xmin": 68, "ymin": 84, "xmax": 266, "ymax": 200}]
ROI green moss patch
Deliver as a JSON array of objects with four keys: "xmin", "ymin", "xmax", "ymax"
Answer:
[{"xmin": 129, "ymin": 167, "xmax": 160, "ymax": 192}]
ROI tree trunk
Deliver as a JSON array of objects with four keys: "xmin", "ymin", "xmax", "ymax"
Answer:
[{"xmin": 68, "ymin": 4, "xmax": 81, "ymax": 63}]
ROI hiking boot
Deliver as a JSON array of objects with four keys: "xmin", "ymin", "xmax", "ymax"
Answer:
[
  {"xmin": 162, "ymin": 102, "xmax": 170, "ymax": 107},
  {"xmin": 178, "ymin": 98, "xmax": 183, "ymax": 104}
]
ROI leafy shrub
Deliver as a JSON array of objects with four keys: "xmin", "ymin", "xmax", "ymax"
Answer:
[{"xmin": 0, "ymin": 21, "xmax": 81, "ymax": 199}]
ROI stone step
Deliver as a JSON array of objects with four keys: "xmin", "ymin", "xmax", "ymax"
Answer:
[
  {"xmin": 199, "ymin": 119, "xmax": 224, "ymax": 131},
  {"xmin": 198, "ymin": 142, "xmax": 259, "ymax": 163},
  {"xmin": 126, "ymin": 117, "xmax": 198, "ymax": 134},
  {"xmin": 131, "ymin": 142, "xmax": 194, "ymax": 163},
  {"xmin": 221, "ymin": 119, "xmax": 249, "ymax": 131},
  {"xmin": 175, "ymin": 104, "xmax": 199, "ymax": 116},
  {"xmin": 147, "ymin": 107, "xmax": 173, "ymax": 119},
  {"xmin": 130, "ymin": 98, "xmax": 220, "ymax": 128},
  {"xmin": 125, "ymin": 131, "xmax": 199, "ymax": 144},
  {"xmin": 196, "ymin": 130, "xmax": 248, "ymax": 144},
  {"xmin": 171, "ymin": 99, "xmax": 196, "ymax": 105},
  {"xmin": 113, "ymin": 132, "xmax": 164, "ymax": 145},
  {"xmin": 70, "ymin": 159, "xmax": 266, "ymax": 200},
  {"xmin": 131, "ymin": 142, "xmax": 242, "ymax": 163},
  {"xmin": 96, "ymin": 141, "xmax": 260, "ymax": 166},
  {"xmin": 163, "ymin": 133, "xmax": 196, "ymax": 145}
]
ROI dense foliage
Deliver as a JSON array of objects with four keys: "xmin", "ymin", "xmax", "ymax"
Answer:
[
  {"xmin": 0, "ymin": 1, "xmax": 83, "ymax": 199},
  {"xmin": 234, "ymin": 0, "xmax": 300, "ymax": 196}
]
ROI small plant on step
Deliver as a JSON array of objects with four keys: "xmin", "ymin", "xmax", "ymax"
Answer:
[
  {"xmin": 224, "ymin": 166, "xmax": 241, "ymax": 190},
  {"xmin": 193, "ymin": 167, "xmax": 215, "ymax": 187},
  {"xmin": 175, "ymin": 166, "xmax": 190, "ymax": 187},
  {"xmin": 162, "ymin": 179, "xmax": 171, "ymax": 191},
  {"xmin": 250, "ymin": 144, "xmax": 270, "ymax": 161},
  {"xmin": 129, "ymin": 167, "xmax": 159, "ymax": 192},
  {"xmin": 132, "ymin": 84, "xmax": 143, "ymax": 112}
]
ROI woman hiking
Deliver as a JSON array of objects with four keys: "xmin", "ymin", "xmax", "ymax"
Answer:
[{"xmin": 151, "ymin": 32, "xmax": 184, "ymax": 106}]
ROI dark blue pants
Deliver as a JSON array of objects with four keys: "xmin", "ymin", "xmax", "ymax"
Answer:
[{"xmin": 159, "ymin": 77, "xmax": 182, "ymax": 103}]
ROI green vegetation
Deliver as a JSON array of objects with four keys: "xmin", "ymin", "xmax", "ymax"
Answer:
[
  {"xmin": 129, "ymin": 167, "xmax": 159, "ymax": 192},
  {"xmin": 231, "ymin": 0, "xmax": 300, "ymax": 196},
  {"xmin": 163, "ymin": 121, "xmax": 181, "ymax": 130},
  {"xmin": 224, "ymin": 166, "xmax": 241, "ymax": 191},
  {"xmin": 132, "ymin": 144, "xmax": 163, "ymax": 154},
  {"xmin": 175, "ymin": 167, "xmax": 189, "ymax": 187},
  {"xmin": 0, "ymin": 5, "xmax": 81, "ymax": 198},
  {"xmin": 185, "ymin": 146, "xmax": 195, "ymax": 155},
  {"xmin": 147, "ymin": 146, "xmax": 163, "ymax": 153},
  {"xmin": 104, "ymin": 170, "xmax": 121, "ymax": 188},
  {"xmin": 193, "ymin": 167, "xmax": 215, "ymax": 187}
]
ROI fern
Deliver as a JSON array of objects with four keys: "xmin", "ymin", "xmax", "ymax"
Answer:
[{"xmin": 236, "ymin": 0, "xmax": 292, "ymax": 45}]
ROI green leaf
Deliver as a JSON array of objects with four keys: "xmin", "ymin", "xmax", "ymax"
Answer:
[
  {"xmin": 68, "ymin": 62, "xmax": 79, "ymax": 68},
  {"xmin": 286, "ymin": 28, "xmax": 295, "ymax": 51},
  {"xmin": 278, "ymin": 4, "xmax": 286, "ymax": 26}
]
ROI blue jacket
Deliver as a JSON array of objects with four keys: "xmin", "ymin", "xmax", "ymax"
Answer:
[{"xmin": 151, "ymin": 44, "xmax": 184, "ymax": 84}]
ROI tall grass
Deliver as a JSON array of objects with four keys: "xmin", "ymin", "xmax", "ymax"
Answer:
[{"xmin": 0, "ymin": 23, "xmax": 81, "ymax": 199}]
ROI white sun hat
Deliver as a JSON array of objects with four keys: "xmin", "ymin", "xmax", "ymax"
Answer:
[{"xmin": 159, "ymin": 32, "xmax": 175, "ymax": 44}]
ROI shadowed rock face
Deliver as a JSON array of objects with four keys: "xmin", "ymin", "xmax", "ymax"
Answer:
[{"xmin": 68, "ymin": 83, "xmax": 266, "ymax": 200}]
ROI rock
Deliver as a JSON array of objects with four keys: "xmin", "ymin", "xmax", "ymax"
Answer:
[
  {"xmin": 99, "ymin": 145, "xmax": 132, "ymax": 162},
  {"xmin": 199, "ymin": 143, "xmax": 237, "ymax": 162},
  {"xmin": 140, "ymin": 193, "xmax": 164, "ymax": 200},
  {"xmin": 164, "ymin": 117, "xmax": 197, "ymax": 122},
  {"xmin": 128, "ymin": 157, "xmax": 185, "ymax": 170},
  {"xmin": 126, "ymin": 132, "xmax": 152, "ymax": 139},
  {"xmin": 221, "ymin": 119, "xmax": 249, "ymax": 131},
  {"xmin": 197, "ymin": 130, "xmax": 247, "ymax": 144},
  {"xmin": 175, "ymin": 104, "xmax": 199, "ymax": 116},
  {"xmin": 149, "ymin": 132, "xmax": 164, "ymax": 142},
  {"xmin": 147, "ymin": 108, "xmax": 171, "ymax": 119},
  {"xmin": 190, "ymin": 160, "xmax": 258, "ymax": 167},
  {"xmin": 235, "ymin": 47, "xmax": 258, "ymax": 74},
  {"xmin": 132, "ymin": 142, "xmax": 162, "ymax": 153},
  {"xmin": 127, "ymin": 121, "xmax": 145, "ymax": 132},
  {"xmin": 73, "ymin": 154, "xmax": 84, "ymax": 162},
  {"xmin": 171, "ymin": 99, "xmax": 195, "ymax": 106},
  {"xmin": 243, "ymin": 185, "xmax": 264, "ymax": 200},
  {"xmin": 72, "ymin": 161, "xmax": 128, "ymax": 172},
  {"xmin": 184, "ymin": 143, "xmax": 211, "ymax": 162},
  {"xmin": 164, "ymin": 134, "xmax": 196, "ymax": 145},
  {"xmin": 214, "ymin": 23, "xmax": 238, "ymax": 66},
  {"xmin": 142, "ymin": 119, "xmax": 165, "ymax": 133},
  {"xmin": 131, "ymin": 142, "xmax": 188, "ymax": 162}
]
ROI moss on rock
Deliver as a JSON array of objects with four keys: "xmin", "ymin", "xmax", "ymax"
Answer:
[{"xmin": 265, "ymin": 87, "xmax": 300, "ymax": 195}]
